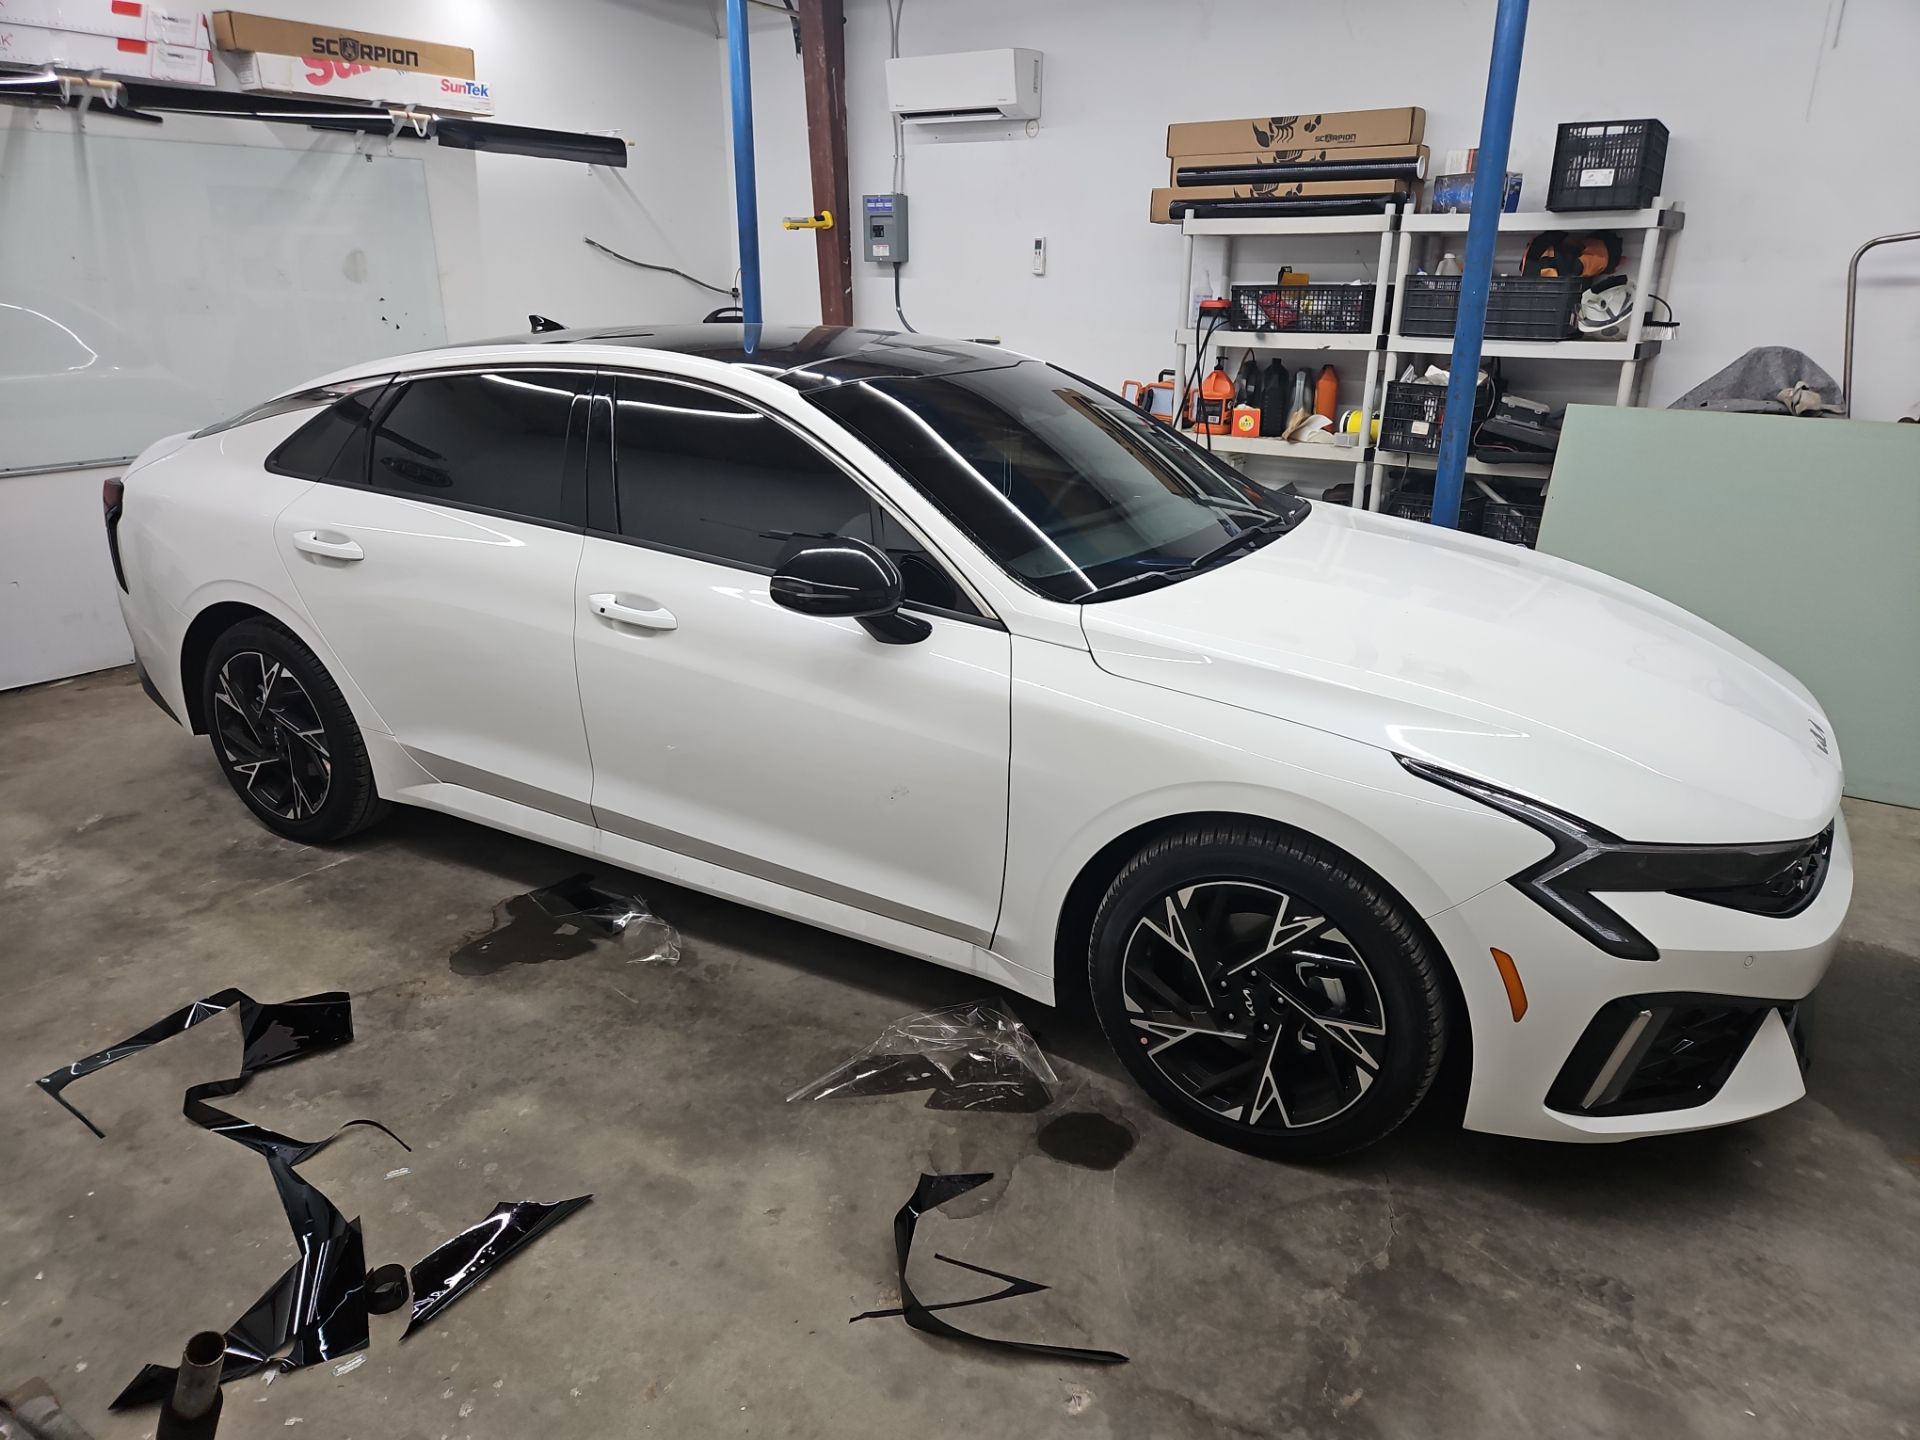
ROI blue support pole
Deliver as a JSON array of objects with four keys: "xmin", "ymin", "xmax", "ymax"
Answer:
[
  {"xmin": 726, "ymin": 0, "xmax": 763, "ymax": 328},
  {"xmin": 1432, "ymin": 0, "xmax": 1530, "ymax": 529}
]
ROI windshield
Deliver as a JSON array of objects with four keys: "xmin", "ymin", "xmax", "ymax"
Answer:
[{"xmin": 805, "ymin": 360, "xmax": 1309, "ymax": 601}]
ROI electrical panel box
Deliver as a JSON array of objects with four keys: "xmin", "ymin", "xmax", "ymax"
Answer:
[{"xmin": 862, "ymin": 192, "xmax": 909, "ymax": 265}]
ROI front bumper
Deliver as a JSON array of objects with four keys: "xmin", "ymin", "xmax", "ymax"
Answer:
[{"xmin": 1427, "ymin": 811, "xmax": 1852, "ymax": 1142}]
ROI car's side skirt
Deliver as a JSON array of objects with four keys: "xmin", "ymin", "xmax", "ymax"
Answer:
[{"xmin": 375, "ymin": 763, "xmax": 1053, "ymax": 1005}]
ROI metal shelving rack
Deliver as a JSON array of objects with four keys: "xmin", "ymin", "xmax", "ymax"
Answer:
[
  {"xmin": 1173, "ymin": 209, "xmax": 1401, "ymax": 502},
  {"xmin": 1171, "ymin": 199, "xmax": 1684, "ymax": 511},
  {"xmin": 1369, "ymin": 199, "xmax": 1684, "ymax": 506}
]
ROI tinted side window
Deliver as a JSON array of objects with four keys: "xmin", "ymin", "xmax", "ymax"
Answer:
[
  {"xmin": 873, "ymin": 507, "xmax": 976, "ymax": 615},
  {"xmin": 612, "ymin": 378, "xmax": 874, "ymax": 570},
  {"xmin": 368, "ymin": 370, "xmax": 591, "ymax": 523},
  {"xmin": 264, "ymin": 385, "xmax": 386, "ymax": 481}
]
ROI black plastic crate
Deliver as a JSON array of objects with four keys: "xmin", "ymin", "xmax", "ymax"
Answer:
[
  {"xmin": 1478, "ymin": 498, "xmax": 1544, "ymax": 548},
  {"xmin": 1229, "ymin": 281, "xmax": 1376, "ymax": 334},
  {"xmin": 1384, "ymin": 486, "xmax": 1485, "ymax": 531},
  {"xmin": 1548, "ymin": 119, "xmax": 1668, "ymax": 211},
  {"xmin": 1399, "ymin": 274, "xmax": 1584, "ymax": 340},
  {"xmin": 1379, "ymin": 381, "xmax": 1449, "ymax": 454}
]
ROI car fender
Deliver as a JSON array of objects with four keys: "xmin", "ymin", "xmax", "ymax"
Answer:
[
  {"xmin": 174, "ymin": 577, "xmax": 394, "ymax": 736},
  {"xmin": 993, "ymin": 639, "xmax": 1547, "ymax": 983},
  {"xmin": 1037, "ymin": 776, "xmax": 1486, "ymax": 926}
]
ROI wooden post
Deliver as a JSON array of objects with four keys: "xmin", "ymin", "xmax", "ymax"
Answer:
[{"xmin": 795, "ymin": 0, "xmax": 852, "ymax": 325}]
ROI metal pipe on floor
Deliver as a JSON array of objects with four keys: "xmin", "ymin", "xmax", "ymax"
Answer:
[
  {"xmin": 1432, "ymin": 0, "xmax": 1530, "ymax": 529},
  {"xmin": 155, "ymin": 1332, "xmax": 225, "ymax": 1440},
  {"xmin": 726, "ymin": 0, "xmax": 764, "ymax": 330},
  {"xmin": 2, "ymin": 1380, "xmax": 99, "ymax": 1440}
]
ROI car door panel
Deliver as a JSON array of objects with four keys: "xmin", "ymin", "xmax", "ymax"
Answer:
[
  {"xmin": 577, "ymin": 540, "xmax": 1011, "ymax": 941},
  {"xmin": 273, "ymin": 368, "xmax": 597, "ymax": 818},
  {"xmin": 573, "ymin": 374, "xmax": 1012, "ymax": 943}
]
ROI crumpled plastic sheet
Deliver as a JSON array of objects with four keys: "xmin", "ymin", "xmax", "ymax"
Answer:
[
  {"xmin": 33, "ymin": 988, "xmax": 408, "ymax": 1409},
  {"xmin": 402, "ymin": 1196, "xmax": 593, "ymax": 1338},
  {"xmin": 851, "ymin": 1173, "xmax": 1127, "ymax": 1365},
  {"xmin": 785, "ymin": 1002, "xmax": 1057, "ymax": 1112},
  {"xmin": 530, "ymin": 873, "xmax": 681, "ymax": 963}
]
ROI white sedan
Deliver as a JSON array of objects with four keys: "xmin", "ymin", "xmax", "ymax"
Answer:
[{"xmin": 107, "ymin": 325, "xmax": 1849, "ymax": 1158}]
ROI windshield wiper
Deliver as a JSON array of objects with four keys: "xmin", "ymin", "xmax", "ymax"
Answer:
[
  {"xmin": 1074, "ymin": 508, "xmax": 1308, "ymax": 603},
  {"xmin": 1184, "ymin": 509, "xmax": 1303, "ymax": 568}
]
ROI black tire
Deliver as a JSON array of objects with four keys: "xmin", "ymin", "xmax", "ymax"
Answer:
[
  {"xmin": 1088, "ymin": 820, "xmax": 1447, "ymax": 1160},
  {"xmin": 200, "ymin": 618, "xmax": 388, "ymax": 843}
]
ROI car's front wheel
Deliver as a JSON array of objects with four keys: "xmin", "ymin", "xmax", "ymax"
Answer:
[
  {"xmin": 201, "ymin": 618, "xmax": 387, "ymax": 843},
  {"xmin": 1088, "ymin": 820, "xmax": 1449, "ymax": 1160}
]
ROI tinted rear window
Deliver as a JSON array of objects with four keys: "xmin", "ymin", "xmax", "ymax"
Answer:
[{"xmin": 265, "ymin": 385, "xmax": 388, "ymax": 482}]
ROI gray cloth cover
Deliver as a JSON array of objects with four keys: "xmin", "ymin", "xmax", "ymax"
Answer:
[{"xmin": 1668, "ymin": 346, "xmax": 1841, "ymax": 415}]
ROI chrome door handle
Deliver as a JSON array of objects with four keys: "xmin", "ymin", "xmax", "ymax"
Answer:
[
  {"xmin": 292, "ymin": 530, "xmax": 365, "ymax": 561},
  {"xmin": 589, "ymin": 593, "xmax": 677, "ymax": 631}
]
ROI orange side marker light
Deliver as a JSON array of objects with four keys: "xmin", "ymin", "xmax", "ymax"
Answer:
[{"xmin": 1490, "ymin": 948, "xmax": 1528, "ymax": 1022}]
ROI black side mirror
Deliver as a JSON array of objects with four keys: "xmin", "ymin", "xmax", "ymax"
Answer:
[{"xmin": 770, "ymin": 537, "xmax": 931, "ymax": 645}]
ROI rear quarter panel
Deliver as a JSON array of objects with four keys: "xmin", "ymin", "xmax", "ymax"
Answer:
[{"xmin": 118, "ymin": 417, "xmax": 389, "ymax": 732}]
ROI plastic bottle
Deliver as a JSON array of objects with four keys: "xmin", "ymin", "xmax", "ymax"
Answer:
[
  {"xmin": 1313, "ymin": 364, "xmax": 1339, "ymax": 420},
  {"xmin": 1285, "ymin": 368, "xmax": 1312, "ymax": 438},
  {"xmin": 1235, "ymin": 355, "xmax": 1261, "ymax": 407},
  {"xmin": 1258, "ymin": 359, "xmax": 1289, "ymax": 436},
  {"xmin": 1197, "ymin": 361, "xmax": 1235, "ymax": 433}
]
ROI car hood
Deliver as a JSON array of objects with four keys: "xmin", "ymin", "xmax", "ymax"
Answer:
[{"xmin": 1079, "ymin": 504, "xmax": 1840, "ymax": 843}]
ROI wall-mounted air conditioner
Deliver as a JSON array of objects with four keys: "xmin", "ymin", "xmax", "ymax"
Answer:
[{"xmin": 885, "ymin": 48, "xmax": 1042, "ymax": 125}]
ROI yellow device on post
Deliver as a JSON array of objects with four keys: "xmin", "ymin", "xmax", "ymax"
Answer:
[{"xmin": 781, "ymin": 211, "xmax": 834, "ymax": 231}]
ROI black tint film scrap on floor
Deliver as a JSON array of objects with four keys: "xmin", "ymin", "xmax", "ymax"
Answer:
[
  {"xmin": 32, "ymin": 987, "xmax": 590, "ymax": 1409},
  {"xmin": 853, "ymin": 1173, "xmax": 1128, "ymax": 1366}
]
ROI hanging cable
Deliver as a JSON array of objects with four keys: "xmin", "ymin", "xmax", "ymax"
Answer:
[
  {"xmin": 882, "ymin": 0, "xmax": 914, "ymax": 332},
  {"xmin": 893, "ymin": 266, "xmax": 917, "ymax": 332},
  {"xmin": 886, "ymin": 0, "xmax": 907, "ymax": 193},
  {"xmin": 1181, "ymin": 308, "xmax": 1228, "ymax": 453},
  {"xmin": 583, "ymin": 237, "xmax": 739, "ymax": 298}
]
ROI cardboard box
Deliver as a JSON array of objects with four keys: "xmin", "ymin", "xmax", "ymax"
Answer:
[
  {"xmin": 212, "ymin": 10, "xmax": 473, "ymax": 78},
  {"xmin": 0, "ymin": 0, "xmax": 205, "ymax": 45},
  {"xmin": 223, "ymin": 48, "xmax": 493, "ymax": 113},
  {"xmin": 0, "ymin": 17, "xmax": 213, "ymax": 81},
  {"xmin": 1171, "ymin": 143, "xmax": 1428, "ymax": 182},
  {"xmin": 1166, "ymin": 108, "xmax": 1425, "ymax": 157},
  {"xmin": 1150, "ymin": 179, "xmax": 1410, "ymax": 224}
]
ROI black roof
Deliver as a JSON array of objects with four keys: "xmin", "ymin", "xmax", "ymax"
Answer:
[{"xmin": 470, "ymin": 323, "xmax": 1022, "ymax": 390}]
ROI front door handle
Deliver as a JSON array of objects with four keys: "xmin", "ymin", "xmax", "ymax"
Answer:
[
  {"xmin": 292, "ymin": 530, "xmax": 365, "ymax": 562},
  {"xmin": 589, "ymin": 592, "xmax": 677, "ymax": 632}
]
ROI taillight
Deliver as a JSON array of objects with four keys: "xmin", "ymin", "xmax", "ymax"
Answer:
[{"xmin": 103, "ymin": 477, "xmax": 128, "ymax": 592}]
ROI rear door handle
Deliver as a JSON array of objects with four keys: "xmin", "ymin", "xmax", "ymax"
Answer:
[
  {"xmin": 292, "ymin": 530, "xmax": 365, "ymax": 562},
  {"xmin": 589, "ymin": 592, "xmax": 677, "ymax": 632}
]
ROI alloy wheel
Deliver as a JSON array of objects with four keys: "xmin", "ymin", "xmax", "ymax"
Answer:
[
  {"xmin": 212, "ymin": 651, "xmax": 332, "ymax": 821},
  {"xmin": 1120, "ymin": 880, "xmax": 1388, "ymax": 1131}
]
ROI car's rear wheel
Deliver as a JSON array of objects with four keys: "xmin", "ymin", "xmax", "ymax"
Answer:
[
  {"xmin": 1088, "ymin": 820, "xmax": 1448, "ymax": 1160},
  {"xmin": 201, "ymin": 618, "xmax": 387, "ymax": 843}
]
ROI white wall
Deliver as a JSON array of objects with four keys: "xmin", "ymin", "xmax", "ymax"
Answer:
[
  {"xmin": 1, "ymin": 0, "xmax": 734, "ymax": 689},
  {"xmin": 742, "ymin": 0, "xmax": 1920, "ymax": 422}
]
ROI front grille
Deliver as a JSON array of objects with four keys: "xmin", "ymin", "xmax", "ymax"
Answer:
[
  {"xmin": 1673, "ymin": 824, "xmax": 1834, "ymax": 918},
  {"xmin": 1546, "ymin": 994, "xmax": 1792, "ymax": 1117}
]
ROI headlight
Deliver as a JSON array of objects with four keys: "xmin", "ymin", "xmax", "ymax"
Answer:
[{"xmin": 1398, "ymin": 757, "xmax": 1834, "ymax": 961}]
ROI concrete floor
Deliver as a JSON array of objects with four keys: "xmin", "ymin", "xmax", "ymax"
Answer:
[{"xmin": 3, "ymin": 665, "xmax": 1917, "ymax": 1440}]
